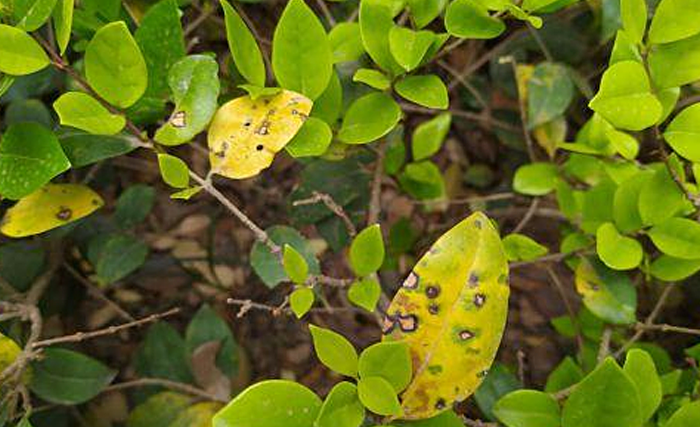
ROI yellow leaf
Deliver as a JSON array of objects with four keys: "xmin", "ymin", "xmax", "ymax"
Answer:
[
  {"xmin": 169, "ymin": 402, "xmax": 222, "ymax": 427},
  {"xmin": 0, "ymin": 183, "xmax": 104, "ymax": 238},
  {"xmin": 382, "ymin": 212, "xmax": 509, "ymax": 420},
  {"xmin": 515, "ymin": 64, "xmax": 534, "ymax": 103},
  {"xmin": 0, "ymin": 332, "xmax": 21, "ymax": 372},
  {"xmin": 207, "ymin": 90, "xmax": 312, "ymax": 179}
]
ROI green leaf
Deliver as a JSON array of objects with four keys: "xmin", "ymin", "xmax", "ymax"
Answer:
[
  {"xmin": 29, "ymin": 348, "xmax": 116, "ymax": 405},
  {"xmin": 221, "ymin": 0, "xmax": 265, "ymax": 87},
  {"xmin": 154, "ymin": 55, "xmax": 220, "ymax": 145},
  {"xmin": 85, "ymin": 21, "xmax": 148, "ymax": 108},
  {"xmin": 286, "ymin": 117, "xmax": 332, "ymax": 158},
  {"xmin": 648, "ymin": 217, "xmax": 700, "ymax": 260},
  {"xmin": 605, "ymin": 128, "xmax": 639, "ymax": 160},
  {"xmin": 648, "ymin": 33, "xmax": 700, "ymax": 89},
  {"xmin": 493, "ymin": 390, "xmax": 560, "ymax": 427},
  {"xmin": 398, "ymin": 160, "xmax": 445, "ymax": 200},
  {"xmin": 623, "ymin": 349, "xmax": 662, "ymax": 422},
  {"xmin": 648, "ymin": 0, "xmax": 700, "ymax": 44},
  {"xmin": 213, "ymin": 380, "xmax": 321, "ymax": 427},
  {"xmin": 311, "ymin": 71, "xmax": 343, "ymax": 125},
  {"xmin": 53, "ymin": 0, "xmax": 74, "ymax": 55},
  {"xmin": 562, "ymin": 358, "xmax": 642, "ymax": 427},
  {"xmin": 347, "ymin": 278, "xmax": 381, "ymax": 312},
  {"xmin": 412, "ymin": 112, "xmax": 451, "ymax": 161},
  {"xmin": 290, "ymin": 287, "xmax": 315, "ymax": 318},
  {"xmin": 512, "ymin": 162, "xmax": 558, "ymax": 196},
  {"xmin": 407, "ymin": 0, "xmax": 447, "ymax": 29},
  {"xmin": 13, "ymin": 0, "xmax": 58, "ymax": 31},
  {"xmin": 157, "ymin": 153, "xmax": 190, "ymax": 189},
  {"xmin": 575, "ymin": 258, "xmax": 637, "ymax": 325},
  {"xmin": 638, "ymin": 167, "xmax": 686, "ymax": 226},
  {"xmin": 283, "ymin": 244, "xmax": 309, "ymax": 284},
  {"xmin": 357, "ymin": 376, "xmax": 402, "ymax": 416},
  {"xmin": 353, "ymin": 68, "xmax": 391, "ymax": 90},
  {"xmin": 620, "ymin": 0, "xmax": 647, "ymax": 44},
  {"xmin": 527, "ymin": 63, "xmax": 574, "ymax": 128},
  {"xmin": 59, "ymin": 130, "xmax": 135, "ymax": 167},
  {"xmin": 0, "ymin": 122, "xmax": 70, "ymax": 200},
  {"xmin": 0, "ymin": 24, "xmax": 50, "ymax": 76},
  {"xmin": 358, "ymin": 342, "xmax": 412, "ymax": 392},
  {"xmin": 54, "ymin": 92, "xmax": 126, "ymax": 135},
  {"xmin": 664, "ymin": 103, "xmax": 700, "ymax": 162},
  {"xmin": 272, "ymin": 0, "xmax": 332, "ymax": 100},
  {"xmin": 114, "ymin": 184, "xmax": 155, "ymax": 229},
  {"xmin": 395, "ymin": 74, "xmax": 448, "ymax": 109},
  {"xmin": 250, "ymin": 225, "xmax": 320, "ymax": 288},
  {"xmin": 359, "ymin": 0, "xmax": 403, "ymax": 74},
  {"xmin": 544, "ymin": 357, "xmax": 583, "ymax": 393},
  {"xmin": 315, "ymin": 382, "xmax": 365, "ymax": 427},
  {"xmin": 596, "ymin": 222, "xmax": 643, "ymax": 270},
  {"xmin": 309, "ymin": 324, "xmax": 359, "ymax": 377},
  {"xmin": 185, "ymin": 304, "xmax": 239, "ymax": 377},
  {"xmin": 666, "ymin": 401, "xmax": 700, "ymax": 427},
  {"xmin": 589, "ymin": 61, "xmax": 662, "ymax": 131},
  {"xmin": 389, "ymin": 26, "xmax": 435, "ymax": 71},
  {"xmin": 134, "ymin": 0, "xmax": 186, "ymax": 99},
  {"xmin": 338, "ymin": 92, "xmax": 401, "ymax": 144},
  {"xmin": 90, "ymin": 233, "xmax": 149, "ymax": 284},
  {"xmin": 135, "ymin": 322, "xmax": 193, "ymax": 383},
  {"xmin": 503, "ymin": 233, "xmax": 549, "ymax": 262},
  {"xmin": 350, "ymin": 224, "xmax": 385, "ymax": 276},
  {"xmin": 329, "ymin": 22, "xmax": 365, "ymax": 63},
  {"xmin": 0, "ymin": 241, "xmax": 45, "ymax": 292},
  {"xmin": 445, "ymin": 0, "xmax": 505, "ymax": 39},
  {"xmin": 127, "ymin": 392, "xmax": 192, "ymax": 427},
  {"xmin": 649, "ymin": 255, "xmax": 700, "ymax": 281},
  {"xmin": 474, "ymin": 363, "xmax": 521, "ymax": 421}
]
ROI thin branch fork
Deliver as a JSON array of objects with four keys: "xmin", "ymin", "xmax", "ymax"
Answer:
[{"xmin": 293, "ymin": 191, "xmax": 357, "ymax": 237}]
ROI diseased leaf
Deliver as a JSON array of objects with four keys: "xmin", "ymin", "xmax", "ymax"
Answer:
[
  {"xmin": 1, "ymin": 183, "xmax": 103, "ymax": 238},
  {"xmin": 383, "ymin": 212, "xmax": 509, "ymax": 420},
  {"xmin": 574, "ymin": 257, "xmax": 636, "ymax": 325},
  {"xmin": 207, "ymin": 90, "xmax": 312, "ymax": 179}
]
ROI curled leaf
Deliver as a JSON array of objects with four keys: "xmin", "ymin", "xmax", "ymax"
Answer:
[{"xmin": 383, "ymin": 212, "xmax": 509, "ymax": 420}]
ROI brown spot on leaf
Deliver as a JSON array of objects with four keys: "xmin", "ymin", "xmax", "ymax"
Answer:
[
  {"xmin": 402, "ymin": 272, "xmax": 419, "ymax": 290},
  {"xmin": 425, "ymin": 285, "xmax": 440, "ymax": 299},
  {"xmin": 474, "ymin": 293, "xmax": 486, "ymax": 307},
  {"xmin": 55, "ymin": 207, "xmax": 72, "ymax": 221}
]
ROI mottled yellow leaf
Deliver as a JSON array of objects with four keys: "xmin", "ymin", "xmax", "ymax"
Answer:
[
  {"xmin": 0, "ymin": 183, "xmax": 104, "ymax": 238},
  {"xmin": 0, "ymin": 332, "xmax": 21, "ymax": 372},
  {"xmin": 382, "ymin": 212, "xmax": 509, "ymax": 420},
  {"xmin": 207, "ymin": 90, "xmax": 312, "ymax": 179}
]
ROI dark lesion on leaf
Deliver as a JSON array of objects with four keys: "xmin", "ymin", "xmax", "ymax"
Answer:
[
  {"xmin": 425, "ymin": 284, "xmax": 440, "ymax": 298},
  {"xmin": 55, "ymin": 207, "xmax": 72, "ymax": 221},
  {"xmin": 170, "ymin": 111, "xmax": 187, "ymax": 128}
]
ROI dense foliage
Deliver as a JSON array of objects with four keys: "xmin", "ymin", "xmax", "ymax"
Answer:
[{"xmin": 2, "ymin": 0, "xmax": 700, "ymax": 426}]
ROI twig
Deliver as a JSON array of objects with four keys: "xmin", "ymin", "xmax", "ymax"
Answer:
[
  {"xmin": 103, "ymin": 377, "xmax": 224, "ymax": 402},
  {"xmin": 546, "ymin": 266, "xmax": 584, "ymax": 352},
  {"xmin": 226, "ymin": 298, "xmax": 360, "ymax": 318},
  {"xmin": 635, "ymin": 322, "xmax": 700, "ymax": 336},
  {"xmin": 32, "ymin": 308, "xmax": 180, "ymax": 348},
  {"xmin": 399, "ymin": 103, "xmax": 519, "ymax": 132},
  {"xmin": 597, "ymin": 327, "xmax": 612, "ymax": 364},
  {"xmin": 293, "ymin": 191, "xmax": 357, "ymax": 237},
  {"xmin": 367, "ymin": 142, "xmax": 386, "ymax": 226},
  {"xmin": 510, "ymin": 198, "xmax": 540, "ymax": 234},
  {"xmin": 314, "ymin": 0, "xmax": 336, "ymax": 26},
  {"xmin": 64, "ymin": 264, "xmax": 135, "ymax": 322}
]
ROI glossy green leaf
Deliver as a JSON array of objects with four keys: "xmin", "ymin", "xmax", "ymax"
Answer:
[
  {"xmin": 589, "ymin": 61, "xmax": 662, "ymax": 131},
  {"xmin": 649, "ymin": 33, "xmax": 700, "ymax": 89},
  {"xmin": 286, "ymin": 117, "xmax": 332, "ymax": 158},
  {"xmin": 290, "ymin": 287, "xmax": 315, "ymax": 318},
  {"xmin": 412, "ymin": 113, "xmax": 451, "ymax": 161},
  {"xmin": 311, "ymin": 71, "xmax": 343, "ymax": 125},
  {"xmin": 54, "ymin": 92, "xmax": 126, "ymax": 135},
  {"xmin": 272, "ymin": 0, "xmax": 332, "ymax": 100},
  {"xmin": 648, "ymin": 0, "xmax": 700, "ymax": 44},
  {"xmin": 154, "ymin": 55, "xmax": 220, "ymax": 145},
  {"xmin": 353, "ymin": 68, "xmax": 391, "ymax": 90},
  {"xmin": 213, "ymin": 380, "xmax": 321, "ymax": 427},
  {"xmin": 29, "ymin": 348, "xmax": 116, "ymax": 405},
  {"xmin": 329, "ymin": 22, "xmax": 365, "ymax": 63},
  {"xmin": 445, "ymin": 0, "xmax": 505, "ymax": 39},
  {"xmin": 544, "ymin": 357, "xmax": 584, "ymax": 393},
  {"xmin": 221, "ymin": 0, "xmax": 265, "ymax": 86},
  {"xmin": 359, "ymin": 341, "xmax": 412, "ymax": 392},
  {"xmin": 309, "ymin": 324, "xmax": 359, "ymax": 377},
  {"xmin": 512, "ymin": 162, "xmax": 558, "ymax": 196},
  {"xmin": 574, "ymin": 258, "xmax": 636, "ymax": 325},
  {"xmin": 398, "ymin": 160, "xmax": 445, "ymax": 200},
  {"xmin": 395, "ymin": 75, "xmax": 448, "ymax": 110},
  {"xmin": 666, "ymin": 401, "xmax": 700, "ymax": 427},
  {"xmin": 596, "ymin": 222, "xmax": 643, "ymax": 270},
  {"xmin": 649, "ymin": 255, "xmax": 700, "ymax": 281},
  {"xmin": 283, "ymin": 244, "xmax": 309, "ymax": 284},
  {"xmin": 348, "ymin": 278, "xmax": 381, "ymax": 312},
  {"xmin": 59, "ymin": 130, "xmax": 136, "ymax": 167},
  {"xmin": 0, "ymin": 122, "xmax": 70, "ymax": 200},
  {"xmin": 613, "ymin": 172, "xmax": 648, "ymax": 233},
  {"xmin": 85, "ymin": 22, "xmax": 148, "ymax": 108},
  {"xmin": 315, "ymin": 382, "xmax": 365, "ymax": 427},
  {"xmin": 623, "ymin": 349, "xmax": 662, "ymax": 422},
  {"xmin": 389, "ymin": 26, "xmax": 435, "ymax": 71},
  {"xmin": 349, "ymin": 224, "xmax": 385, "ymax": 276},
  {"xmin": 13, "ymin": 0, "xmax": 58, "ymax": 31},
  {"xmin": 407, "ymin": 0, "xmax": 447, "ymax": 29},
  {"xmin": 338, "ymin": 92, "xmax": 401, "ymax": 144},
  {"xmin": 648, "ymin": 217, "xmax": 700, "ymax": 260},
  {"xmin": 359, "ymin": 0, "xmax": 403, "ymax": 74},
  {"xmin": 527, "ymin": 62, "xmax": 574, "ymax": 128},
  {"xmin": 250, "ymin": 225, "xmax": 320, "ymax": 288},
  {"xmin": 638, "ymin": 166, "xmax": 686, "ymax": 226},
  {"xmin": 53, "ymin": 0, "xmax": 74, "ymax": 55},
  {"xmin": 562, "ymin": 358, "xmax": 642, "ymax": 427},
  {"xmin": 493, "ymin": 390, "xmax": 560, "ymax": 427},
  {"xmin": 0, "ymin": 24, "xmax": 50, "ymax": 76},
  {"xmin": 620, "ymin": 0, "xmax": 647, "ymax": 44},
  {"xmin": 503, "ymin": 233, "xmax": 548, "ymax": 262},
  {"xmin": 157, "ymin": 153, "xmax": 190, "ymax": 188},
  {"xmin": 357, "ymin": 376, "xmax": 402, "ymax": 416},
  {"xmin": 664, "ymin": 103, "xmax": 700, "ymax": 162}
]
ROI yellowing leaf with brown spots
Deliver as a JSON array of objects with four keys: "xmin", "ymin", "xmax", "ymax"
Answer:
[
  {"xmin": 1, "ymin": 183, "xmax": 104, "ymax": 238},
  {"xmin": 382, "ymin": 212, "xmax": 509, "ymax": 420},
  {"xmin": 207, "ymin": 90, "xmax": 312, "ymax": 179}
]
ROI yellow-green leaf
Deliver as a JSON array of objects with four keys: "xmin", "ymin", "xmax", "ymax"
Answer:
[
  {"xmin": 0, "ymin": 332, "xmax": 22, "ymax": 374},
  {"xmin": 1, "ymin": 183, "xmax": 104, "ymax": 238},
  {"xmin": 207, "ymin": 90, "xmax": 312, "ymax": 179},
  {"xmin": 382, "ymin": 211, "xmax": 509, "ymax": 420}
]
